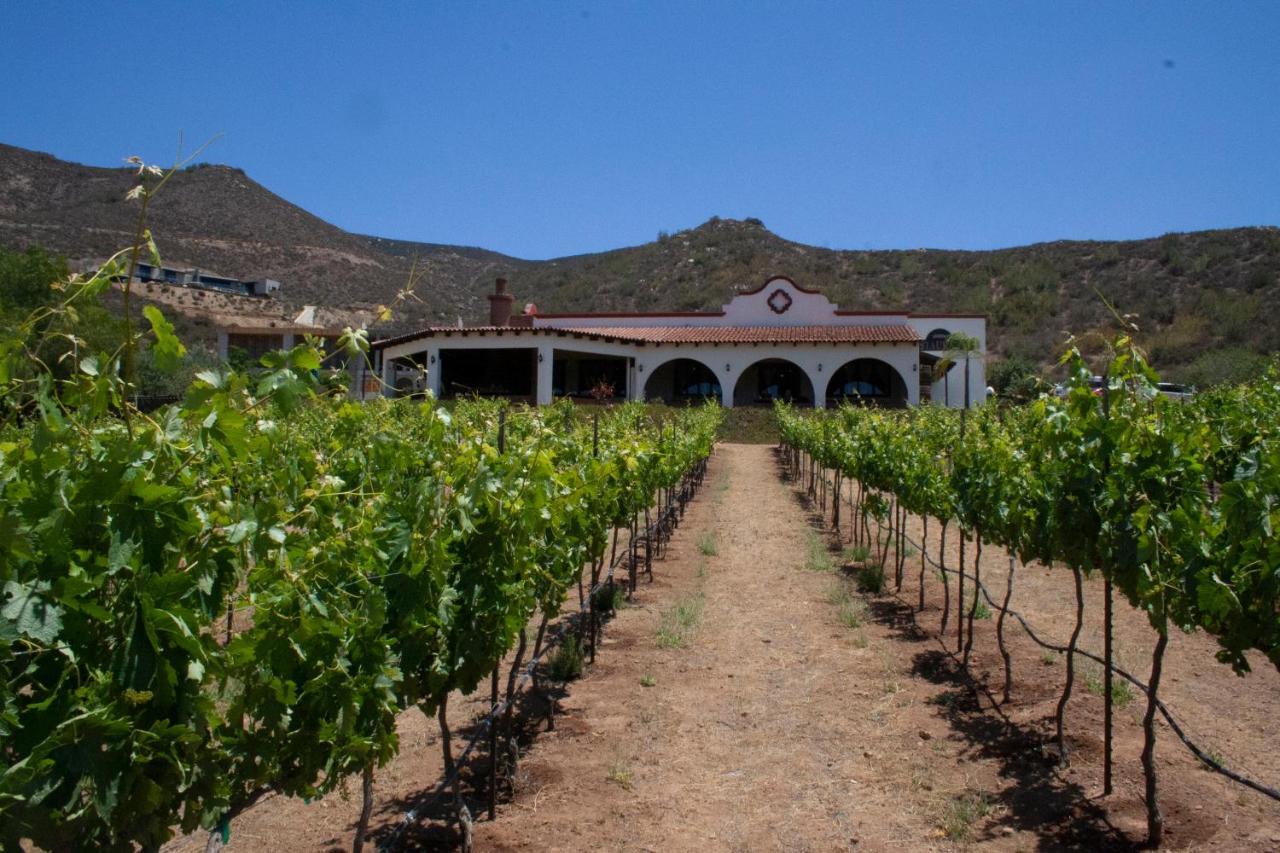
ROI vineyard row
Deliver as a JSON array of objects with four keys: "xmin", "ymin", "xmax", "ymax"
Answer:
[
  {"xmin": 775, "ymin": 336, "xmax": 1280, "ymax": 848},
  {"xmin": 0, "ymin": 312, "xmax": 722, "ymax": 852}
]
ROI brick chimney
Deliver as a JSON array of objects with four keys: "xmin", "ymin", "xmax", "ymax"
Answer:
[{"xmin": 488, "ymin": 277, "xmax": 515, "ymax": 326}]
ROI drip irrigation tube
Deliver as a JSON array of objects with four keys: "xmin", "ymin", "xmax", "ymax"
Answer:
[{"xmin": 793, "ymin": 450, "xmax": 1280, "ymax": 805}]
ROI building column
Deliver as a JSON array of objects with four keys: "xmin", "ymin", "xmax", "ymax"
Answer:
[
  {"xmin": 426, "ymin": 346, "xmax": 442, "ymax": 399},
  {"xmin": 720, "ymin": 362, "xmax": 737, "ymax": 409},
  {"xmin": 535, "ymin": 344, "xmax": 554, "ymax": 406},
  {"xmin": 380, "ymin": 353, "xmax": 395, "ymax": 398},
  {"xmin": 216, "ymin": 330, "xmax": 229, "ymax": 361},
  {"xmin": 282, "ymin": 332, "xmax": 295, "ymax": 350},
  {"xmin": 906, "ymin": 361, "xmax": 921, "ymax": 406},
  {"xmin": 347, "ymin": 360, "xmax": 363, "ymax": 400},
  {"xmin": 807, "ymin": 366, "xmax": 826, "ymax": 409},
  {"xmin": 636, "ymin": 359, "xmax": 655, "ymax": 402}
]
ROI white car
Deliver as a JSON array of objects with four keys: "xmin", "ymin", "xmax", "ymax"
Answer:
[
  {"xmin": 1156, "ymin": 382, "xmax": 1195, "ymax": 403},
  {"xmin": 1053, "ymin": 377, "xmax": 1194, "ymax": 402},
  {"xmin": 1053, "ymin": 375, "xmax": 1105, "ymax": 398}
]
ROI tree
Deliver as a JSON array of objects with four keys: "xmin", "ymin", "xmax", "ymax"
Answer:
[
  {"xmin": 988, "ymin": 354, "xmax": 1044, "ymax": 401},
  {"xmin": 0, "ymin": 246, "xmax": 67, "ymax": 318},
  {"xmin": 934, "ymin": 355, "xmax": 955, "ymax": 406},
  {"xmin": 0, "ymin": 245, "xmax": 125, "ymax": 384},
  {"xmin": 944, "ymin": 332, "xmax": 983, "ymax": 408}
]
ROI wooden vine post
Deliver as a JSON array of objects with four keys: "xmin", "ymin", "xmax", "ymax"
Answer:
[
  {"xmin": 1103, "ymin": 575, "xmax": 1114, "ymax": 792},
  {"xmin": 958, "ymin": 363, "xmax": 970, "ymax": 653},
  {"xmin": 589, "ymin": 413, "xmax": 600, "ymax": 664},
  {"xmin": 489, "ymin": 410, "xmax": 506, "ymax": 821},
  {"xmin": 956, "ymin": 529, "xmax": 966, "ymax": 652},
  {"xmin": 1100, "ymin": 373, "xmax": 1115, "ymax": 796}
]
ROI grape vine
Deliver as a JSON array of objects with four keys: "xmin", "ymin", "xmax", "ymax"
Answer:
[
  {"xmin": 777, "ymin": 338, "xmax": 1280, "ymax": 846},
  {"xmin": 0, "ymin": 249, "xmax": 721, "ymax": 850}
]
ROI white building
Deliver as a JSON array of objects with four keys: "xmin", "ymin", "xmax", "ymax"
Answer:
[
  {"xmin": 360, "ymin": 276, "xmax": 986, "ymax": 408},
  {"xmin": 216, "ymin": 305, "xmax": 350, "ymax": 363}
]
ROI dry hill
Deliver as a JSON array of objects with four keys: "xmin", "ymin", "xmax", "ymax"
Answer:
[{"xmin": 1, "ymin": 142, "xmax": 1277, "ymax": 384}]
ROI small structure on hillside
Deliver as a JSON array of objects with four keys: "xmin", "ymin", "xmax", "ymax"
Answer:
[
  {"xmin": 134, "ymin": 261, "xmax": 280, "ymax": 298},
  {"xmin": 216, "ymin": 304, "xmax": 352, "ymax": 364},
  {"xmin": 360, "ymin": 276, "xmax": 986, "ymax": 408}
]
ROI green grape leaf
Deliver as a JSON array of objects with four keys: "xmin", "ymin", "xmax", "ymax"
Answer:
[
  {"xmin": 143, "ymin": 305, "xmax": 187, "ymax": 371},
  {"xmin": 2, "ymin": 580, "xmax": 64, "ymax": 644}
]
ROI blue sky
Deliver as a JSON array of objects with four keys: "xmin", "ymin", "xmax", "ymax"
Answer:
[{"xmin": 2, "ymin": 2, "xmax": 1277, "ymax": 259}]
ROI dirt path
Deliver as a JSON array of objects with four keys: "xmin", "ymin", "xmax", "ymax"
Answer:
[
  {"xmin": 478, "ymin": 443, "xmax": 1280, "ymax": 852},
  {"xmin": 170, "ymin": 442, "xmax": 1280, "ymax": 851},
  {"xmin": 480, "ymin": 443, "xmax": 984, "ymax": 851}
]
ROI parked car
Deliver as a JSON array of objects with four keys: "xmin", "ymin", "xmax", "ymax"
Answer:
[
  {"xmin": 1053, "ymin": 376, "xmax": 1195, "ymax": 402},
  {"xmin": 1156, "ymin": 382, "xmax": 1195, "ymax": 402},
  {"xmin": 1053, "ymin": 375, "xmax": 1105, "ymax": 398}
]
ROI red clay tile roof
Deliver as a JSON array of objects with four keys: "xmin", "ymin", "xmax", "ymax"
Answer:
[
  {"xmin": 373, "ymin": 323, "xmax": 920, "ymax": 349},
  {"xmin": 554, "ymin": 324, "xmax": 921, "ymax": 344}
]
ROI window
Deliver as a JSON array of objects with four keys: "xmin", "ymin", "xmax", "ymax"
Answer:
[{"xmin": 923, "ymin": 328, "xmax": 951, "ymax": 351}]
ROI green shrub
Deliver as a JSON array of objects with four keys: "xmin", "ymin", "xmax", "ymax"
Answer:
[
  {"xmin": 591, "ymin": 582, "xmax": 625, "ymax": 617},
  {"xmin": 857, "ymin": 563, "xmax": 885, "ymax": 594},
  {"xmin": 548, "ymin": 634, "xmax": 584, "ymax": 681},
  {"xmin": 843, "ymin": 544, "xmax": 871, "ymax": 565}
]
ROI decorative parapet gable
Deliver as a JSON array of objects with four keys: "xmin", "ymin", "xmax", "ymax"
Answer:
[{"xmin": 721, "ymin": 276, "xmax": 845, "ymax": 326}]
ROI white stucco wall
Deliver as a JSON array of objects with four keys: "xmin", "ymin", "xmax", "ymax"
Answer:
[
  {"xmin": 365, "ymin": 276, "xmax": 988, "ymax": 408},
  {"xmin": 635, "ymin": 342, "xmax": 919, "ymax": 408},
  {"xmin": 910, "ymin": 315, "xmax": 988, "ymax": 407},
  {"xmin": 369, "ymin": 334, "xmax": 921, "ymax": 408},
  {"xmin": 533, "ymin": 277, "xmax": 914, "ymax": 329}
]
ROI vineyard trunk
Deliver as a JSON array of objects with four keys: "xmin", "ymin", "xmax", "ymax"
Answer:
[
  {"xmin": 939, "ymin": 521, "xmax": 951, "ymax": 637},
  {"xmin": 1055, "ymin": 564, "xmax": 1085, "ymax": 767},
  {"xmin": 502, "ymin": 626, "xmax": 529, "ymax": 759},
  {"xmin": 919, "ymin": 515, "xmax": 928, "ymax": 612},
  {"xmin": 832, "ymin": 472, "xmax": 841, "ymax": 530},
  {"xmin": 998, "ymin": 554, "xmax": 1016, "ymax": 704},
  {"xmin": 1143, "ymin": 630, "xmax": 1170, "ymax": 848},
  {"xmin": 529, "ymin": 614, "xmax": 550, "ymax": 696},
  {"xmin": 964, "ymin": 534, "xmax": 982, "ymax": 667},
  {"xmin": 896, "ymin": 502, "xmax": 906, "ymax": 589},
  {"xmin": 352, "ymin": 763, "xmax": 374, "ymax": 853}
]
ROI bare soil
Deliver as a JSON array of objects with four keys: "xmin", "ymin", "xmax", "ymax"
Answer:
[{"xmin": 169, "ymin": 443, "xmax": 1280, "ymax": 852}]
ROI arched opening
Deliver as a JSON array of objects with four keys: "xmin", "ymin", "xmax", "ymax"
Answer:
[
  {"xmin": 733, "ymin": 358, "xmax": 814, "ymax": 407},
  {"xmin": 643, "ymin": 358, "xmax": 722, "ymax": 404},
  {"xmin": 826, "ymin": 358, "xmax": 909, "ymax": 408}
]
